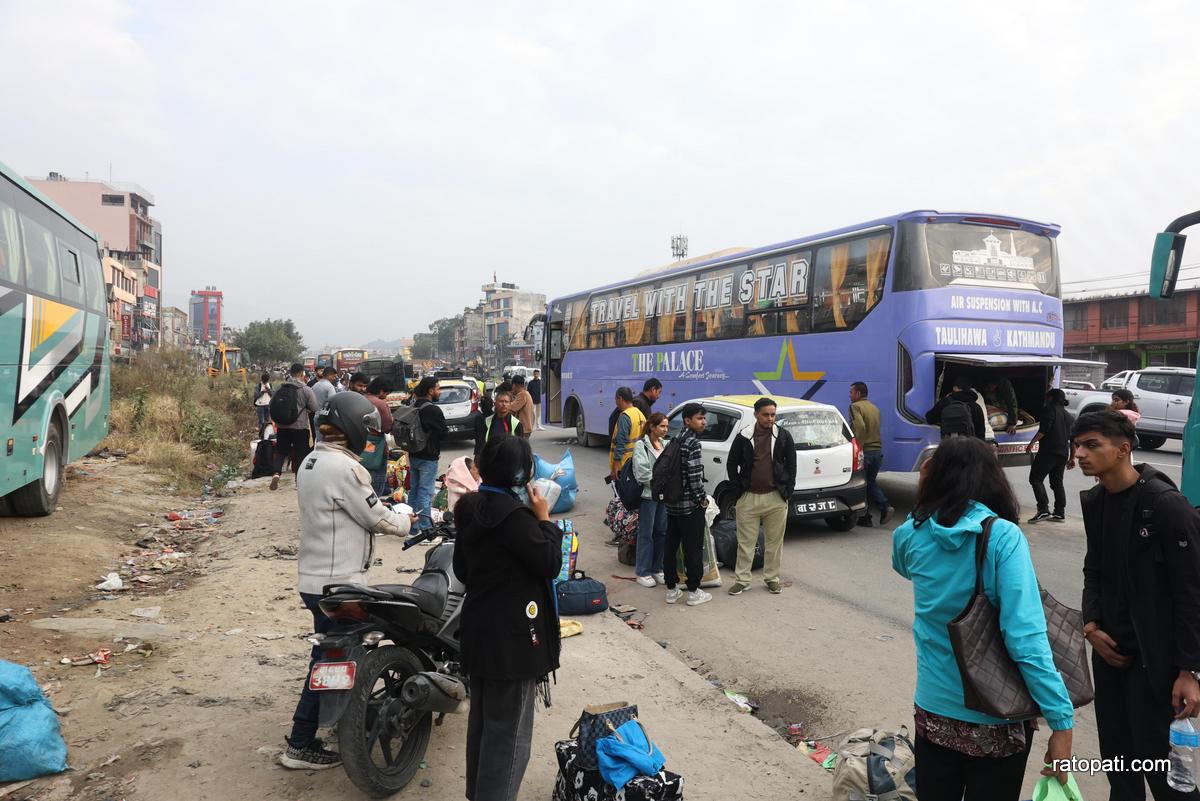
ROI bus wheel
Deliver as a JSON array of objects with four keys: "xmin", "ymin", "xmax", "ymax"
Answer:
[
  {"xmin": 575, "ymin": 406, "xmax": 590, "ymax": 447},
  {"xmin": 825, "ymin": 512, "xmax": 857, "ymax": 532},
  {"xmin": 11, "ymin": 420, "xmax": 64, "ymax": 516},
  {"xmin": 1137, "ymin": 435, "xmax": 1166, "ymax": 450}
]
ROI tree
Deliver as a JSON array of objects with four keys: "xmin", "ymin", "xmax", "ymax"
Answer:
[
  {"xmin": 233, "ymin": 319, "xmax": 306, "ymax": 366},
  {"xmin": 411, "ymin": 333, "xmax": 435, "ymax": 359},
  {"xmin": 429, "ymin": 316, "xmax": 460, "ymax": 360}
]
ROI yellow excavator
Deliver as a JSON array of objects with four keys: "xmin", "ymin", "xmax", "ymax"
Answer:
[{"xmin": 208, "ymin": 342, "xmax": 248, "ymax": 380}]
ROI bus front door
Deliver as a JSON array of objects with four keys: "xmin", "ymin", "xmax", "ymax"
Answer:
[{"xmin": 547, "ymin": 322, "xmax": 564, "ymax": 424}]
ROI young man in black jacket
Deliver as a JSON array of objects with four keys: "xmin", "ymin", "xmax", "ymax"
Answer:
[
  {"xmin": 1073, "ymin": 411, "xmax": 1200, "ymax": 799},
  {"xmin": 924, "ymin": 377, "xmax": 987, "ymax": 441},
  {"xmin": 409, "ymin": 377, "xmax": 448, "ymax": 534},
  {"xmin": 724, "ymin": 398, "xmax": 797, "ymax": 596}
]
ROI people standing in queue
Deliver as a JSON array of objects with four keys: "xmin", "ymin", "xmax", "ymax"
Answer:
[
  {"xmin": 253, "ymin": 372, "xmax": 273, "ymax": 437},
  {"xmin": 724, "ymin": 397, "xmax": 796, "ymax": 596},
  {"xmin": 528, "ymin": 370, "xmax": 544, "ymax": 431},
  {"xmin": 474, "ymin": 390, "xmax": 522, "ymax": 461},
  {"xmin": 311, "ymin": 367, "xmax": 339, "ymax": 441},
  {"xmin": 609, "ymin": 387, "xmax": 646, "ymax": 483},
  {"xmin": 508, "ymin": 375, "xmax": 535, "ymax": 439},
  {"xmin": 281, "ymin": 391, "xmax": 416, "ymax": 771},
  {"xmin": 1109, "ymin": 389, "xmax": 1141, "ymax": 426},
  {"xmin": 849, "ymin": 381, "xmax": 894, "ymax": 527},
  {"xmin": 1025, "ymin": 388, "xmax": 1072, "ymax": 523},
  {"xmin": 633, "ymin": 377, "xmax": 663, "ymax": 419},
  {"xmin": 270, "ymin": 363, "xmax": 320, "ymax": 491},
  {"xmin": 892, "ymin": 437, "xmax": 1074, "ymax": 799},
  {"xmin": 453, "ymin": 435, "xmax": 562, "ymax": 801},
  {"xmin": 631, "ymin": 413, "xmax": 670, "ymax": 588},
  {"xmin": 1072, "ymin": 411, "xmax": 1200, "ymax": 799},
  {"xmin": 408, "ymin": 377, "xmax": 447, "ymax": 535},
  {"xmin": 664, "ymin": 403, "xmax": 711, "ymax": 607}
]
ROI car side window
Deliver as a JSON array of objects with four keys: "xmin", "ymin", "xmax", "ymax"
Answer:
[
  {"xmin": 698, "ymin": 410, "xmax": 738, "ymax": 442},
  {"xmin": 666, "ymin": 413, "xmax": 683, "ymax": 440},
  {"xmin": 1174, "ymin": 376, "xmax": 1195, "ymax": 398},
  {"xmin": 1136, "ymin": 373, "xmax": 1173, "ymax": 394}
]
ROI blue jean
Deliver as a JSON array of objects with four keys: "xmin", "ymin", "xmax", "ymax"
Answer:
[
  {"xmin": 256, "ymin": 405, "xmax": 271, "ymax": 433},
  {"xmin": 864, "ymin": 450, "xmax": 888, "ymax": 514},
  {"xmin": 289, "ymin": 591, "xmax": 334, "ymax": 748},
  {"xmin": 408, "ymin": 457, "xmax": 439, "ymax": 531},
  {"xmin": 635, "ymin": 498, "xmax": 668, "ymax": 578}
]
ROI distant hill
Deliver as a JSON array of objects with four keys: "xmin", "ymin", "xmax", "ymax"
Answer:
[{"xmin": 360, "ymin": 337, "xmax": 411, "ymax": 353}]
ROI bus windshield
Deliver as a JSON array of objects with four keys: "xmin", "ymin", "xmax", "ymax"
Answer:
[{"xmin": 895, "ymin": 221, "xmax": 1058, "ymax": 295}]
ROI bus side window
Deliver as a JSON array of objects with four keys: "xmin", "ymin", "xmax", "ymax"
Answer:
[
  {"xmin": 812, "ymin": 234, "xmax": 892, "ymax": 332},
  {"xmin": 567, "ymin": 299, "xmax": 588, "ymax": 351},
  {"xmin": 57, "ymin": 241, "xmax": 84, "ymax": 305},
  {"xmin": 744, "ymin": 250, "xmax": 811, "ymax": 336},
  {"xmin": 83, "ymin": 251, "xmax": 105, "ymax": 311},
  {"xmin": 20, "ymin": 214, "xmax": 60, "ymax": 298},
  {"xmin": 0, "ymin": 191, "xmax": 20, "ymax": 286}
]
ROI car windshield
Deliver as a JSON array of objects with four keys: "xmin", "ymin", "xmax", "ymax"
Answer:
[
  {"xmin": 777, "ymin": 410, "xmax": 848, "ymax": 450},
  {"xmin": 437, "ymin": 387, "xmax": 472, "ymax": 404}
]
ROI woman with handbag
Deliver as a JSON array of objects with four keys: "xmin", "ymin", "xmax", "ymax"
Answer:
[
  {"xmin": 253, "ymin": 372, "xmax": 272, "ymax": 436},
  {"xmin": 891, "ymin": 437, "xmax": 1074, "ymax": 800},
  {"xmin": 631, "ymin": 413, "xmax": 669, "ymax": 588},
  {"xmin": 453, "ymin": 435, "xmax": 563, "ymax": 801}
]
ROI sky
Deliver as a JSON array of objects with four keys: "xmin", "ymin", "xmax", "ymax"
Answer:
[{"xmin": 3, "ymin": 1, "xmax": 1199, "ymax": 350}]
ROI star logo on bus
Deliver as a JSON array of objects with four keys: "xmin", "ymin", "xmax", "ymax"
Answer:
[{"xmin": 754, "ymin": 339, "xmax": 827, "ymax": 400}]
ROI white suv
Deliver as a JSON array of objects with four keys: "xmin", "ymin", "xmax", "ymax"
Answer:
[
  {"xmin": 666, "ymin": 395, "xmax": 868, "ymax": 531},
  {"xmin": 1065, "ymin": 367, "xmax": 1194, "ymax": 450}
]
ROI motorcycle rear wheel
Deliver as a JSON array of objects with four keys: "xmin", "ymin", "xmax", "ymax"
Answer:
[{"xmin": 338, "ymin": 645, "xmax": 432, "ymax": 797}]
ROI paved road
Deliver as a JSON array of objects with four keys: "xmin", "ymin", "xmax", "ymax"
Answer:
[{"xmin": 438, "ymin": 429, "xmax": 1184, "ymax": 797}]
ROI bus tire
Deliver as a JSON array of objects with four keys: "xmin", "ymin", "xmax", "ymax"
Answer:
[
  {"xmin": 11, "ymin": 419, "xmax": 64, "ymax": 517},
  {"xmin": 574, "ymin": 405, "xmax": 590, "ymax": 447},
  {"xmin": 1137, "ymin": 435, "xmax": 1166, "ymax": 450}
]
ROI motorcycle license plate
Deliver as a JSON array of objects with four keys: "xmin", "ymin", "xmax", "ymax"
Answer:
[
  {"xmin": 309, "ymin": 661, "xmax": 356, "ymax": 691},
  {"xmin": 794, "ymin": 499, "xmax": 838, "ymax": 515}
]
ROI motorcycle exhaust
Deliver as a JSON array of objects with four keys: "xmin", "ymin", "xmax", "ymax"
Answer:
[{"xmin": 401, "ymin": 672, "xmax": 467, "ymax": 714}]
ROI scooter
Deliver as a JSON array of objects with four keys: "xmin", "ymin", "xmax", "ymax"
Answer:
[{"xmin": 307, "ymin": 514, "xmax": 466, "ymax": 797}]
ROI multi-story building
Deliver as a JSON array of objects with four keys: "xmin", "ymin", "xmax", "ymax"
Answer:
[
  {"xmin": 1063, "ymin": 281, "xmax": 1200, "ymax": 374},
  {"xmin": 105, "ymin": 256, "xmax": 141, "ymax": 358},
  {"xmin": 161, "ymin": 306, "xmax": 190, "ymax": 349},
  {"xmin": 455, "ymin": 304, "xmax": 486, "ymax": 367},
  {"xmin": 190, "ymin": 287, "xmax": 223, "ymax": 345},
  {"xmin": 480, "ymin": 282, "xmax": 545, "ymax": 370}
]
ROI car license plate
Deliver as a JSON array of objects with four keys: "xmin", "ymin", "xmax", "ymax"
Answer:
[
  {"xmin": 309, "ymin": 661, "xmax": 356, "ymax": 691},
  {"xmin": 794, "ymin": 499, "xmax": 838, "ymax": 515}
]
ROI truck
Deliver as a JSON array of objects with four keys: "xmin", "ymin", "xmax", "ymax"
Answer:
[{"xmin": 1064, "ymin": 366, "xmax": 1195, "ymax": 450}]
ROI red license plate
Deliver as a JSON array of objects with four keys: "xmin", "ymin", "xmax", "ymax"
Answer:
[{"xmin": 309, "ymin": 661, "xmax": 356, "ymax": 691}]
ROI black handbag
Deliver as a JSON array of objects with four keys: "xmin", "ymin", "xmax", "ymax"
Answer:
[
  {"xmin": 616, "ymin": 459, "xmax": 644, "ymax": 511},
  {"xmin": 947, "ymin": 517, "xmax": 1094, "ymax": 720},
  {"xmin": 568, "ymin": 703, "xmax": 639, "ymax": 770}
]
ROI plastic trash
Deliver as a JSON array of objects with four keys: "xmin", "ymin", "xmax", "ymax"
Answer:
[
  {"xmin": 95, "ymin": 573, "xmax": 124, "ymax": 591},
  {"xmin": 131, "ymin": 606, "xmax": 162, "ymax": 619},
  {"xmin": 0, "ymin": 659, "xmax": 68, "ymax": 781},
  {"xmin": 723, "ymin": 690, "xmax": 755, "ymax": 713},
  {"xmin": 1031, "ymin": 767, "xmax": 1084, "ymax": 800},
  {"xmin": 1169, "ymin": 718, "xmax": 1199, "ymax": 791},
  {"xmin": 531, "ymin": 478, "xmax": 562, "ymax": 511}
]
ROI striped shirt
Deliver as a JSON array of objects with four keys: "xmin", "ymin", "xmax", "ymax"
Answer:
[{"xmin": 666, "ymin": 429, "xmax": 706, "ymax": 516}]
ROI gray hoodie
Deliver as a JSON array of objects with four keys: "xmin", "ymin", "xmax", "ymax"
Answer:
[{"xmin": 295, "ymin": 442, "xmax": 411, "ymax": 594}]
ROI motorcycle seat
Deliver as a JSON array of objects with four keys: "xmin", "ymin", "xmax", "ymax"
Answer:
[{"xmin": 374, "ymin": 584, "xmax": 443, "ymax": 617}]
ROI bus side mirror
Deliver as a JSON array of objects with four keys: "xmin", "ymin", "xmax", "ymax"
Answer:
[{"xmin": 1150, "ymin": 231, "xmax": 1187, "ymax": 299}]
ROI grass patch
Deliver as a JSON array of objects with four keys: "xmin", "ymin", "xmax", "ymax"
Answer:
[{"xmin": 101, "ymin": 348, "xmax": 258, "ymax": 493}]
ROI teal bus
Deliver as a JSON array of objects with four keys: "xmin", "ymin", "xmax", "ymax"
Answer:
[{"xmin": 0, "ymin": 160, "xmax": 110, "ymax": 515}]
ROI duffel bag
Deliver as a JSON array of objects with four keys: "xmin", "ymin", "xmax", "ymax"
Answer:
[
  {"xmin": 556, "ymin": 570, "xmax": 608, "ymax": 615},
  {"xmin": 831, "ymin": 727, "xmax": 917, "ymax": 801},
  {"xmin": 711, "ymin": 516, "xmax": 764, "ymax": 571}
]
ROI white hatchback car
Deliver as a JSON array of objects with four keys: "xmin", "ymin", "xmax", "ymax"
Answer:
[{"xmin": 665, "ymin": 395, "xmax": 869, "ymax": 531}]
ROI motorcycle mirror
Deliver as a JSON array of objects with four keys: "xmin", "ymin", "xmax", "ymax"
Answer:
[{"xmin": 441, "ymin": 511, "xmax": 454, "ymax": 525}]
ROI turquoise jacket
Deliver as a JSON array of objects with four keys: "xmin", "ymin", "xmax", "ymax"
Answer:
[{"xmin": 891, "ymin": 501, "xmax": 1074, "ymax": 731}]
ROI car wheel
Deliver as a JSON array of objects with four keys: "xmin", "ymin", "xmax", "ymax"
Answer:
[
  {"xmin": 825, "ymin": 512, "xmax": 856, "ymax": 532},
  {"xmin": 1137, "ymin": 435, "xmax": 1166, "ymax": 450}
]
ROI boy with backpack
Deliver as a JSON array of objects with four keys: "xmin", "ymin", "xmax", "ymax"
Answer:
[
  {"xmin": 270, "ymin": 363, "xmax": 320, "ymax": 491},
  {"xmin": 924, "ymin": 376, "xmax": 986, "ymax": 441},
  {"xmin": 653, "ymin": 402, "xmax": 711, "ymax": 607}
]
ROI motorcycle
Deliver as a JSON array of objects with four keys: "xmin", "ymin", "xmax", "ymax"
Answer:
[{"xmin": 307, "ymin": 514, "xmax": 466, "ymax": 797}]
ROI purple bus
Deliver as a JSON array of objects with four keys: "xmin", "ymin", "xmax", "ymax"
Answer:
[{"xmin": 541, "ymin": 210, "xmax": 1101, "ymax": 472}]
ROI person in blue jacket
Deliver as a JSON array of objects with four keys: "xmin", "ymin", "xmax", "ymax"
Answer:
[{"xmin": 892, "ymin": 436, "xmax": 1074, "ymax": 799}]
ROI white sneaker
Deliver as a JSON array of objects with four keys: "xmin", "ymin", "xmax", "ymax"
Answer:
[
  {"xmin": 665, "ymin": 588, "xmax": 683, "ymax": 604},
  {"xmin": 686, "ymin": 589, "xmax": 713, "ymax": 606},
  {"xmin": 654, "ymin": 572, "xmax": 666, "ymax": 585},
  {"xmin": 636, "ymin": 575, "xmax": 657, "ymax": 588}
]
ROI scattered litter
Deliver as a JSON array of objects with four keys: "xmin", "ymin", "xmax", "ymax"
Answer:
[
  {"xmin": 130, "ymin": 607, "xmax": 161, "ymax": 619},
  {"xmin": 133, "ymin": 576, "xmax": 159, "ymax": 585},
  {"xmin": 560, "ymin": 619, "xmax": 583, "ymax": 639},
  {"xmin": 797, "ymin": 740, "xmax": 838, "ymax": 772},
  {"xmin": 722, "ymin": 690, "xmax": 757, "ymax": 713},
  {"xmin": 188, "ymin": 761, "xmax": 202, "ymax": 768},
  {"xmin": 134, "ymin": 537, "xmax": 161, "ymax": 549},
  {"xmin": 611, "ymin": 604, "xmax": 637, "ymax": 614},
  {"xmin": 419, "ymin": 760, "xmax": 428, "ymax": 769},
  {"xmin": 255, "ymin": 544, "xmax": 298, "ymax": 560},
  {"xmin": 224, "ymin": 628, "xmax": 244, "ymax": 636},
  {"xmin": 395, "ymin": 566, "xmax": 420, "ymax": 574},
  {"xmin": 60, "ymin": 649, "xmax": 113, "ymax": 667},
  {"xmin": 255, "ymin": 746, "xmax": 281, "ymax": 758},
  {"xmin": 95, "ymin": 573, "xmax": 124, "ymax": 592},
  {"xmin": 420, "ymin": 779, "xmax": 432, "ymax": 788},
  {"xmin": 0, "ymin": 614, "xmax": 11, "ymax": 623},
  {"xmin": 256, "ymin": 632, "xmax": 285, "ymax": 641},
  {"xmin": 166, "ymin": 508, "xmax": 223, "ymax": 522},
  {"xmin": 876, "ymin": 634, "xmax": 894, "ymax": 642},
  {"xmin": 100, "ymin": 754, "xmax": 121, "ymax": 767},
  {"xmin": 787, "ymin": 723, "xmax": 806, "ymax": 739},
  {"xmin": 625, "ymin": 620, "xmax": 645, "ymax": 630}
]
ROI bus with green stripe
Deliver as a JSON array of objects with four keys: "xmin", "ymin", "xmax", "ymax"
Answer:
[{"xmin": 0, "ymin": 160, "xmax": 110, "ymax": 515}]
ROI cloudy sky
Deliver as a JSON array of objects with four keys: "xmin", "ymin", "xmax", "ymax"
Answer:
[{"xmin": 3, "ymin": 1, "xmax": 1199, "ymax": 349}]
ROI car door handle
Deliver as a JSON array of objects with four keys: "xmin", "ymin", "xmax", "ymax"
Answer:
[
  {"xmin": 713, "ymin": 457, "xmax": 722, "ymax": 463},
  {"xmin": 1171, "ymin": 399, "xmax": 1187, "ymax": 404}
]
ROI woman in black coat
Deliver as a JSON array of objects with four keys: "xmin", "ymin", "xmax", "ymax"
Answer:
[{"xmin": 453, "ymin": 435, "xmax": 562, "ymax": 801}]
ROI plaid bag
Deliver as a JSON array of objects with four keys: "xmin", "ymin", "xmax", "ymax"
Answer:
[
  {"xmin": 570, "ymin": 702, "xmax": 638, "ymax": 770},
  {"xmin": 604, "ymin": 495, "xmax": 639, "ymax": 544}
]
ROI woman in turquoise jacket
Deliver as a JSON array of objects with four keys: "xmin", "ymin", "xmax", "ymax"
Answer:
[{"xmin": 892, "ymin": 437, "xmax": 1073, "ymax": 799}]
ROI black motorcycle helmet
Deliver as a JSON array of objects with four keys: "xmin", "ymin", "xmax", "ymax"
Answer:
[{"xmin": 315, "ymin": 391, "xmax": 380, "ymax": 453}]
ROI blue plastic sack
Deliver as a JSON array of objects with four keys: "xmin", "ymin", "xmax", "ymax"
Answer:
[
  {"xmin": 595, "ymin": 719, "xmax": 665, "ymax": 789},
  {"xmin": 534, "ymin": 449, "xmax": 578, "ymax": 513},
  {"xmin": 0, "ymin": 660, "xmax": 68, "ymax": 781}
]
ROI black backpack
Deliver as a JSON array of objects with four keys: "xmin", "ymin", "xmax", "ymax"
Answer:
[
  {"xmin": 940, "ymin": 399, "xmax": 975, "ymax": 439},
  {"xmin": 650, "ymin": 436, "xmax": 686, "ymax": 503},
  {"xmin": 270, "ymin": 383, "xmax": 301, "ymax": 426}
]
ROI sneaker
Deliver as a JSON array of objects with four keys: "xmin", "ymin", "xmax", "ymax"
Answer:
[
  {"xmin": 654, "ymin": 572, "xmax": 665, "ymax": 585},
  {"xmin": 1027, "ymin": 511, "xmax": 1052, "ymax": 524},
  {"xmin": 279, "ymin": 738, "xmax": 341, "ymax": 770},
  {"xmin": 686, "ymin": 589, "xmax": 712, "ymax": 607},
  {"xmin": 1050, "ymin": 513, "xmax": 1066, "ymax": 522},
  {"xmin": 857, "ymin": 515, "xmax": 874, "ymax": 528},
  {"xmin": 665, "ymin": 588, "xmax": 682, "ymax": 604},
  {"xmin": 269, "ymin": 474, "xmax": 281, "ymax": 491},
  {"xmin": 879, "ymin": 506, "xmax": 895, "ymax": 525},
  {"xmin": 636, "ymin": 575, "xmax": 657, "ymax": 588},
  {"xmin": 727, "ymin": 582, "xmax": 749, "ymax": 596},
  {"xmin": 765, "ymin": 580, "xmax": 782, "ymax": 594}
]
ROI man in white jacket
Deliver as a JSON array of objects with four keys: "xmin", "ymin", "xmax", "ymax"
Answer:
[{"xmin": 281, "ymin": 392, "xmax": 416, "ymax": 771}]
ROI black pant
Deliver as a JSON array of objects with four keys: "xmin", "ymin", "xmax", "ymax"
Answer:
[
  {"xmin": 664, "ymin": 508, "xmax": 705, "ymax": 591},
  {"xmin": 914, "ymin": 727, "xmax": 1032, "ymax": 801},
  {"xmin": 288, "ymin": 592, "xmax": 334, "ymax": 748},
  {"xmin": 1029, "ymin": 455, "xmax": 1067, "ymax": 515},
  {"xmin": 1093, "ymin": 653, "xmax": 1200, "ymax": 800},
  {"xmin": 273, "ymin": 428, "xmax": 312, "ymax": 476},
  {"xmin": 465, "ymin": 676, "xmax": 536, "ymax": 801}
]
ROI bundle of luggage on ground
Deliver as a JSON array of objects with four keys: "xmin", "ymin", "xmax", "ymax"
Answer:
[{"xmin": 553, "ymin": 702, "xmax": 684, "ymax": 801}]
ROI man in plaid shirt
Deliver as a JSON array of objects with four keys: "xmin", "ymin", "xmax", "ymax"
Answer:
[{"xmin": 663, "ymin": 402, "xmax": 712, "ymax": 607}]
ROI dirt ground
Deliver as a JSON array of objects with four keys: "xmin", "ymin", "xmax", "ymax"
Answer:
[{"xmin": 0, "ymin": 452, "xmax": 825, "ymax": 801}]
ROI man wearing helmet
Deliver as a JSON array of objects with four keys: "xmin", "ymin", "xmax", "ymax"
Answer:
[{"xmin": 281, "ymin": 391, "xmax": 418, "ymax": 771}]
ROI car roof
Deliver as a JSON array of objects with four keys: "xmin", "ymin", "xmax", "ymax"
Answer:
[
  {"xmin": 1140, "ymin": 367, "xmax": 1195, "ymax": 374},
  {"xmin": 695, "ymin": 395, "xmax": 840, "ymax": 412}
]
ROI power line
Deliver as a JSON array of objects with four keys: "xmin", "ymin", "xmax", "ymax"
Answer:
[{"xmin": 1061, "ymin": 262, "xmax": 1200, "ymax": 286}]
